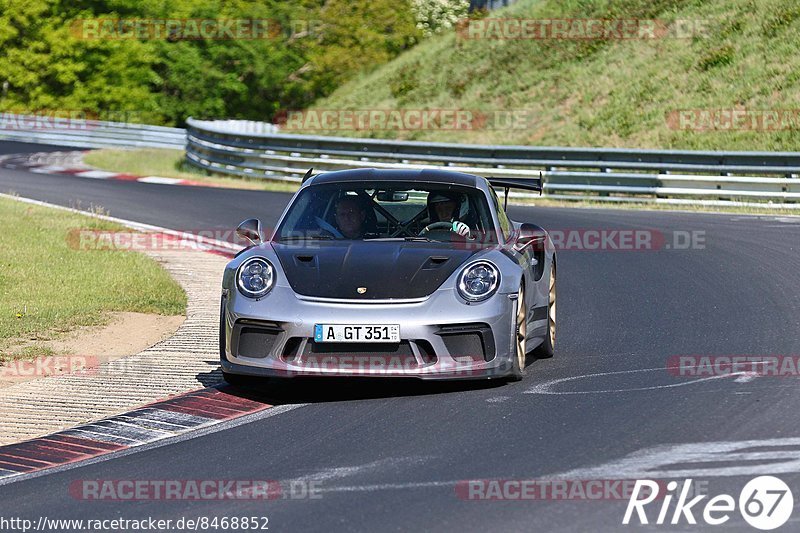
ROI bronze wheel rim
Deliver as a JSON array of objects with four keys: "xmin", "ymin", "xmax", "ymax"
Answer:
[
  {"xmin": 516, "ymin": 287, "xmax": 526, "ymax": 370},
  {"xmin": 548, "ymin": 266, "xmax": 556, "ymax": 348}
]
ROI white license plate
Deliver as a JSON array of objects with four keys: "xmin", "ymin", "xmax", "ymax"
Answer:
[{"xmin": 314, "ymin": 324, "xmax": 400, "ymax": 343}]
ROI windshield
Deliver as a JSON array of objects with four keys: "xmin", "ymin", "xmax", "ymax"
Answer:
[{"xmin": 275, "ymin": 181, "xmax": 497, "ymax": 244}]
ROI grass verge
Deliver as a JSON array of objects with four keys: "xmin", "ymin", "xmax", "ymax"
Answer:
[
  {"xmin": 84, "ymin": 148, "xmax": 300, "ymax": 193},
  {"xmin": 0, "ymin": 196, "xmax": 187, "ymax": 361}
]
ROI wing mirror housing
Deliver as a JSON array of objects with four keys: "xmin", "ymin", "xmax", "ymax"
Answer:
[
  {"xmin": 236, "ymin": 218, "xmax": 264, "ymax": 246},
  {"xmin": 514, "ymin": 223, "xmax": 547, "ymax": 252}
]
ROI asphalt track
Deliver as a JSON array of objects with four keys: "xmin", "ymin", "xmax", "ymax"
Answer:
[{"xmin": 1, "ymin": 141, "xmax": 800, "ymax": 532}]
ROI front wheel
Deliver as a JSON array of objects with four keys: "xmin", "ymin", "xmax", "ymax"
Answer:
[{"xmin": 508, "ymin": 285, "xmax": 527, "ymax": 381}]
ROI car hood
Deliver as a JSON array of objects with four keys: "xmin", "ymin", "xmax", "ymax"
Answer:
[{"xmin": 272, "ymin": 241, "xmax": 479, "ymax": 299}]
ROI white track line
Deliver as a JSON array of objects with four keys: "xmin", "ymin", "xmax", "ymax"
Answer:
[
  {"xmin": 139, "ymin": 176, "xmax": 184, "ymax": 185},
  {"xmin": 29, "ymin": 166, "xmax": 68, "ymax": 174},
  {"xmin": 74, "ymin": 170, "xmax": 120, "ymax": 179},
  {"xmin": 524, "ymin": 366, "xmax": 752, "ymax": 395}
]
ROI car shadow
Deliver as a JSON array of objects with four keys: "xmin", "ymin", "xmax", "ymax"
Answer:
[
  {"xmin": 197, "ymin": 369, "xmax": 508, "ymax": 405},
  {"xmin": 196, "ymin": 363, "xmax": 225, "ymax": 388}
]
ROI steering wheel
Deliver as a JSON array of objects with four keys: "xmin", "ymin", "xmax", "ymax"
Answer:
[{"xmin": 419, "ymin": 222, "xmax": 454, "ymax": 236}]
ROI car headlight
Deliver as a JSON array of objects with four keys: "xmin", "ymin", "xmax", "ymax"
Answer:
[
  {"xmin": 457, "ymin": 261, "xmax": 500, "ymax": 302},
  {"xmin": 237, "ymin": 257, "xmax": 275, "ymax": 299}
]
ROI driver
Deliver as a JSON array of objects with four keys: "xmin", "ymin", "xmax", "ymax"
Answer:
[
  {"xmin": 334, "ymin": 195, "xmax": 367, "ymax": 239},
  {"xmin": 427, "ymin": 192, "xmax": 471, "ymax": 238}
]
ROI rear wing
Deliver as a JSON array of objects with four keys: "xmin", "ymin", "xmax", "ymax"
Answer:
[{"xmin": 486, "ymin": 173, "xmax": 543, "ymax": 210}]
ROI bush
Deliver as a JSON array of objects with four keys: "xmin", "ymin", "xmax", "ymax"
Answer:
[
  {"xmin": 0, "ymin": 0, "xmax": 421, "ymax": 126},
  {"xmin": 411, "ymin": 0, "xmax": 470, "ymax": 37}
]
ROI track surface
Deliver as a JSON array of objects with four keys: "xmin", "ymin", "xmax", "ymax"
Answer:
[{"xmin": 1, "ymin": 142, "xmax": 799, "ymax": 532}]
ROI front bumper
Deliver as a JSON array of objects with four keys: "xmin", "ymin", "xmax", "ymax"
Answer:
[{"xmin": 221, "ymin": 285, "xmax": 518, "ymax": 380}]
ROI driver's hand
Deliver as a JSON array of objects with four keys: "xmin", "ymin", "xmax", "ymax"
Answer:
[{"xmin": 452, "ymin": 221, "xmax": 472, "ymax": 238}]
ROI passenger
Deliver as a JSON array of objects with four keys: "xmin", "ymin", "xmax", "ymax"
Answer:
[{"xmin": 427, "ymin": 192, "xmax": 471, "ymax": 237}]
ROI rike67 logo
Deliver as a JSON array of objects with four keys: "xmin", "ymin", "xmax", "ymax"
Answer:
[{"xmin": 624, "ymin": 476, "xmax": 794, "ymax": 530}]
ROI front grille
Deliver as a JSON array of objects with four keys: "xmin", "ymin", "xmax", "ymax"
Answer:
[
  {"xmin": 302, "ymin": 340, "xmax": 412, "ymax": 356},
  {"xmin": 281, "ymin": 337, "xmax": 304, "ymax": 361},
  {"xmin": 441, "ymin": 333, "xmax": 484, "ymax": 362},
  {"xmin": 437, "ymin": 323, "xmax": 495, "ymax": 362},
  {"xmin": 232, "ymin": 321, "xmax": 282, "ymax": 359},
  {"xmin": 415, "ymin": 340, "xmax": 437, "ymax": 364},
  {"xmin": 300, "ymin": 340, "xmax": 418, "ymax": 368}
]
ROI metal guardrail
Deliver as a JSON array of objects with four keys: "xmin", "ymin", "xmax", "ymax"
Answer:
[
  {"xmin": 0, "ymin": 113, "xmax": 185, "ymax": 149},
  {"xmin": 4, "ymin": 112, "xmax": 799, "ymax": 208},
  {"xmin": 186, "ymin": 117, "xmax": 800, "ymax": 208}
]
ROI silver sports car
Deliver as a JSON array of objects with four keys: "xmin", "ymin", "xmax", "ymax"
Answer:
[{"xmin": 219, "ymin": 168, "xmax": 555, "ymax": 383}]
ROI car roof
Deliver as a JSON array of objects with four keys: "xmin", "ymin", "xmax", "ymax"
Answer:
[{"xmin": 308, "ymin": 168, "xmax": 482, "ymax": 188}]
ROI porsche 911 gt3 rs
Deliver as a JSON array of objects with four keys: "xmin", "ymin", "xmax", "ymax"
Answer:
[{"xmin": 219, "ymin": 168, "xmax": 555, "ymax": 383}]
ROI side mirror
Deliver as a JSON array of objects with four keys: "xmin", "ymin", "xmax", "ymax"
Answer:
[
  {"xmin": 514, "ymin": 223, "xmax": 547, "ymax": 252},
  {"xmin": 236, "ymin": 218, "xmax": 264, "ymax": 246}
]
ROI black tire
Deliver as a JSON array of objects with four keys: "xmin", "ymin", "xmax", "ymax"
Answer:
[
  {"xmin": 533, "ymin": 261, "xmax": 556, "ymax": 359},
  {"xmin": 219, "ymin": 297, "xmax": 227, "ymax": 361}
]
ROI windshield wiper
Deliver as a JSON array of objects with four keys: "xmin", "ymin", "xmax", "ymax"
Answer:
[
  {"xmin": 278, "ymin": 234, "xmax": 334, "ymax": 242},
  {"xmin": 364, "ymin": 236, "xmax": 438, "ymax": 242}
]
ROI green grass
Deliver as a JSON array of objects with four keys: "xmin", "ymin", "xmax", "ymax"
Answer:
[
  {"xmin": 84, "ymin": 149, "xmax": 300, "ymax": 193},
  {"xmin": 0, "ymin": 196, "xmax": 187, "ymax": 360},
  {"xmin": 304, "ymin": 0, "xmax": 800, "ymax": 151}
]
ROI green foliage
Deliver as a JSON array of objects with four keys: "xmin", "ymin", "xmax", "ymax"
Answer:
[
  {"xmin": 299, "ymin": 0, "xmax": 419, "ymax": 100},
  {"xmin": 0, "ymin": 0, "xmax": 420, "ymax": 125},
  {"xmin": 761, "ymin": 1, "xmax": 800, "ymax": 37},
  {"xmin": 697, "ymin": 44, "xmax": 735, "ymax": 71},
  {"xmin": 388, "ymin": 63, "xmax": 421, "ymax": 100}
]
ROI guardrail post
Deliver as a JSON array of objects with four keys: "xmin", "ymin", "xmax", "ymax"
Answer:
[{"xmin": 599, "ymin": 167, "xmax": 611, "ymax": 197}]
